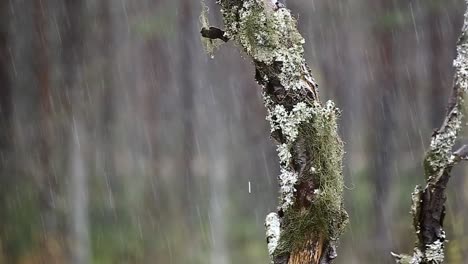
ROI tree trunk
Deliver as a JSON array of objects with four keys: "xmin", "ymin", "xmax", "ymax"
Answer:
[
  {"xmin": 0, "ymin": 1, "xmax": 11, "ymax": 260},
  {"xmin": 34, "ymin": 0, "xmax": 57, "ymax": 236},
  {"xmin": 392, "ymin": 1, "xmax": 468, "ymax": 263},
  {"xmin": 202, "ymin": 1, "xmax": 348, "ymax": 263},
  {"xmin": 98, "ymin": 0, "xmax": 117, "ymax": 211},
  {"xmin": 61, "ymin": 1, "xmax": 90, "ymax": 263},
  {"xmin": 68, "ymin": 120, "xmax": 90, "ymax": 264}
]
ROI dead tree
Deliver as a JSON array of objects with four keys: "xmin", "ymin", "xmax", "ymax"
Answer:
[
  {"xmin": 391, "ymin": 1, "xmax": 468, "ymax": 264},
  {"xmin": 201, "ymin": 1, "xmax": 348, "ymax": 263}
]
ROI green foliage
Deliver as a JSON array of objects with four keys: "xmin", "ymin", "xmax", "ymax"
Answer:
[
  {"xmin": 376, "ymin": 10, "xmax": 408, "ymax": 29},
  {"xmin": 132, "ymin": 3, "xmax": 177, "ymax": 39},
  {"xmin": 88, "ymin": 170, "xmax": 147, "ymax": 264},
  {"xmin": 91, "ymin": 223, "xmax": 145, "ymax": 264},
  {"xmin": 0, "ymin": 181, "xmax": 41, "ymax": 261},
  {"xmin": 343, "ymin": 168, "xmax": 373, "ymax": 239},
  {"xmin": 228, "ymin": 210, "xmax": 270, "ymax": 262}
]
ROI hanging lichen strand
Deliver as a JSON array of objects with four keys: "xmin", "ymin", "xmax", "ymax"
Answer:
[
  {"xmin": 392, "ymin": 1, "xmax": 468, "ymax": 264},
  {"xmin": 212, "ymin": 1, "xmax": 348, "ymax": 263}
]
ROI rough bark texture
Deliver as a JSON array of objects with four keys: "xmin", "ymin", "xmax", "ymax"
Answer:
[
  {"xmin": 201, "ymin": 1, "xmax": 348, "ymax": 263},
  {"xmin": 392, "ymin": 1, "xmax": 468, "ymax": 264}
]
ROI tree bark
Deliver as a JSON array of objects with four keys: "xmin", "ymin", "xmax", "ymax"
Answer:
[
  {"xmin": 201, "ymin": 1, "xmax": 348, "ymax": 263},
  {"xmin": 61, "ymin": 1, "xmax": 90, "ymax": 263},
  {"xmin": 34, "ymin": 0, "xmax": 57, "ymax": 236},
  {"xmin": 392, "ymin": 1, "xmax": 468, "ymax": 263},
  {"xmin": 0, "ymin": 1, "xmax": 11, "ymax": 260}
]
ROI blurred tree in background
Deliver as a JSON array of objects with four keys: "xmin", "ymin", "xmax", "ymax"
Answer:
[{"xmin": 0, "ymin": 0, "xmax": 467, "ymax": 263}]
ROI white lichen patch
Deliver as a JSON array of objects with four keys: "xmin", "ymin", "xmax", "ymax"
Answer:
[
  {"xmin": 265, "ymin": 98, "xmax": 340, "ymax": 212},
  {"xmin": 265, "ymin": 101, "xmax": 321, "ymax": 211},
  {"xmin": 410, "ymin": 186, "xmax": 422, "ymax": 234},
  {"xmin": 220, "ymin": 0, "xmax": 307, "ymax": 91},
  {"xmin": 279, "ymin": 167, "xmax": 298, "ymax": 210},
  {"xmin": 454, "ymin": 44, "xmax": 468, "ymax": 84},
  {"xmin": 272, "ymin": 9, "xmax": 306, "ymax": 91},
  {"xmin": 425, "ymin": 239, "xmax": 445, "ymax": 263},
  {"xmin": 391, "ymin": 249, "xmax": 423, "ymax": 264},
  {"xmin": 426, "ymin": 116, "xmax": 460, "ymax": 178},
  {"xmin": 266, "ymin": 102, "xmax": 315, "ymax": 142},
  {"xmin": 265, "ymin": 212, "xmax": 281, "ymax": 256},
  {"xmin": 276, "ymin": 143, "xmax": 291, "ymax": 165}
]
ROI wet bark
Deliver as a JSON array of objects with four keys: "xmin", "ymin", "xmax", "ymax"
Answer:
[
  {"xmin": 392, "ymin": 2, "xmax": 468, "ymax": 263},
  {"xmin": 202, "ymin": 1, "xmax": 347, "ymax": 263}
]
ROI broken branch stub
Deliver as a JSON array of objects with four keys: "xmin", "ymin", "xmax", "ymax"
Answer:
[{"xmin": 200, "ymin": 27, "xmax": 230, "ymax": 42}]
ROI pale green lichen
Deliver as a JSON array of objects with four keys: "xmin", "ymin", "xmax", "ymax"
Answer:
[
  {"xmin": 424, "ymin": 111, "xmax": 462, "ymax": 180},
  {"xmin": 276, "ymin": 143, "xmax": 291, "ymax": 166},
  {"xmin": 391, "ymin": 250, "xmax": 423, "ymax": 264},
  {"xmin": 266, "ymin": 102, "xmax": 316, "ymax": 142},
  {"xmin": 265, "ymin": 212, "xmax": 281, "ymax": 255},
  {"xmin": 264, "ymin": 95, "xmax": 320, "ymax": 212},
  {"xmin": 424, "ymin": 1, "xmax": 468, "ymax": 182},
  {"xmin": 278, "ymin": 167, "xmax": 298, "ymax": 210},
  {"xmin": 410, "ymin": 186, "xmax": 422, "ymax": 237},
  {"xmin": 266, "ymin": 98, "xmax": 344, "ymax": 217},
  {"xmin": 299, "ymin": 102, "xmax": 347, "ymax": 237},
  {"xmin": 264, "ymin": 90, "xmax": 347, "ymax": 256},
  {"xmin": 220, "ymin": 0, "xmax": 308, "ymax": 91},
  {"xmin": 273, "ymin": 101, "xmax": 347, "ymax": 255},
  {"xmin": 425, "ymin": 237, "xmax": 445, "ymax": 263},
  {"xmin": 396, "ymin": 2, "xmax": 468, "ymax": 263}
]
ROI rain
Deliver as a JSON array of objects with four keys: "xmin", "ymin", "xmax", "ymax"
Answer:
[{"xmin": 0, "ymin": 0, "xmax": 467, "ymax": 264}]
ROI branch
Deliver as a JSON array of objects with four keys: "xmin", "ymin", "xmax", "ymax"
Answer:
[
  {"xmin": 452, "ymin": 144, "xmax": 468, "ymax": 163},
  {"xmin": 207, "ymin": 1, "xmax": 347, "ymax": 263},
  {"xmin": 393, "ymin": 1, "xmax": 468, "ymax": 263},
  {"xmin": 200, "ymin": 26, "xmax": 229, "ymax": 42}
]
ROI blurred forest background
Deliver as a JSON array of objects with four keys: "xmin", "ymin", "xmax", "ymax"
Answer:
[{"xmin": 0, "ymin": 0, "xmax": 468, "ymax": 263}]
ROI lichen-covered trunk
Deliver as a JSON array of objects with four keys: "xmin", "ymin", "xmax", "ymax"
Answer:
[
  {"xmin": 392, "ymin": 1, "xmax": 468, "ymax": 264},
  {"xmin": 203, "ymin": 1, "xmax": 348, "ymax": 263}
]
